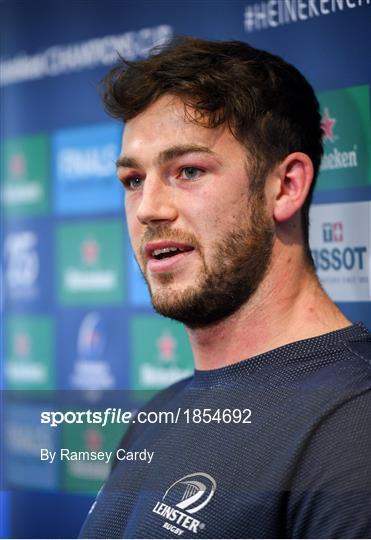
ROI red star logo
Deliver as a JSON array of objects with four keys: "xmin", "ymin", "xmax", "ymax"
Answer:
[
  {"xmin": 14, "ymin": 333, "xmax": 30, "ymax": 357},
  {"xmin": 9, "ymin": 153, "xmax": 26, "ymax": 178},
  {"xmin": 321, "ymin": 108, "xmax": 336, "ymax": 143},
  {"xmin": 85, "ymin": 428, "xmax": 102, "ymax": 451},
  {"xmin": 157, "ymin": 331, "xmax": 176, "ymax": 362},
  {"xmin": 82, "ymin": 239, "xmax": 99, "ymax": 265}
]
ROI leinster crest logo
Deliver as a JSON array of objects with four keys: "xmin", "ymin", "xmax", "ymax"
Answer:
[{"xmin": 152, "ymin": 472, "xmax": 216, "ymax": 536}]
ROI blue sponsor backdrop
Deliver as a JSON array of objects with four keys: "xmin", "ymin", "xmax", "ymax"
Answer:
[{"xmin": 1, "ymin": 0, "xmax": 370, "ymax": 537}]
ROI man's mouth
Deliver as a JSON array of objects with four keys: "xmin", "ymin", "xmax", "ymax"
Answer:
[
  {"xmin": 145, "ymin": 241, "xmax": 194, "ymax": 260},
  {"xmin": 143, "ymin": 241, "xmax": 195, "ymax": 273}
]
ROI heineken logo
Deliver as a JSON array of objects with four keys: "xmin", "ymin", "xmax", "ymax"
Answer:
[
  {"xmin": 132, "ymin": 318, "xmax": 193, "ymax": 390},
  {"xmin": 65, "ymin": 235, "xmax": 115, "ymax": 292},
  {"xmin": 2, "ymin": 133, "xmax": 49, "ymax": 213},
  {"xmin": 5, "ymin": 317, "xmax": 53, "ymax": 389},
  {"xmin": 57, "ymin": 221, "xmax": 124, "ymax": 304},
  {"xmin": 320, "ymin": 106, "xmax": 358, "ymax": 171},
  {"xmin": 316, "ymin": 85, "xmax": 369, "ymax": 188}
]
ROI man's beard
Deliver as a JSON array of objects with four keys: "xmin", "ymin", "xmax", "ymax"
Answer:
[{"xmin": 136, "ymin": 197, "xmax": 274, "ymax": 329}]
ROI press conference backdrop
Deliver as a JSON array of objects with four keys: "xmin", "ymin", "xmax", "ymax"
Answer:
[{"xmin": 1, "ymin": 0, "xmax": 370, "ymax": 537}]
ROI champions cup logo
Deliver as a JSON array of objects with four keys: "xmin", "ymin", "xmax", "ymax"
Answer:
[
  {"xmin": 70, "ymin": 312, "xmax": 114, "ymax": 389},
  {"xmin": 77, "ymin": 312, "xmax": 106, "ymax": 362},
  {"xmin": 152, "ymin": 472, "xmax": 216, "ymax": 536}
]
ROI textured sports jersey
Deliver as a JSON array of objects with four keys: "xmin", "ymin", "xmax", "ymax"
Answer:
[{"xmin": 80, "ymin": 323, "xmax": 371, "ymax": 538}]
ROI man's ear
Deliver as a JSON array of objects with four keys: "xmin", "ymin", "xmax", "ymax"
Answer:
[{"xmin": 273, "ymin": 152, "xmax": 314, "ymax": 223}]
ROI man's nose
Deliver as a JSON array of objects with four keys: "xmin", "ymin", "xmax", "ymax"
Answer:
[{"xmin": 136, "ymin": 174, "xmax": 178, "ymax": 226}]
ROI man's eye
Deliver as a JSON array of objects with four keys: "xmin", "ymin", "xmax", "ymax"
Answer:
[
  {"xmin": 180, "ymin": 167, "xmax": 203, "ymax": 180},
  {"xmin": 124, "ymin": 176, "xmax": 143, "ymax": 190}
]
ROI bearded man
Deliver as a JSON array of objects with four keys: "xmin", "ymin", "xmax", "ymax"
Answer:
[{"xmin": 80, "ymin": 37, "xmax": 371, "ymax": 539}]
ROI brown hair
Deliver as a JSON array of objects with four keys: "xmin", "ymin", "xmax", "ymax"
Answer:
[{"xmin": 102, "ymin": 36, "xmax": 323, "ymax": 265}]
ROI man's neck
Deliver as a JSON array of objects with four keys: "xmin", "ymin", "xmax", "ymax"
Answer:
[{"xmin": 186, "ymin": 248, "xmax": 351, "ymax": 371}]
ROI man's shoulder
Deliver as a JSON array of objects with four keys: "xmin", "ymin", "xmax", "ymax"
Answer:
[
  {"xmin": 281, "ymin": 322, "xmax": 371, "ymax": 382},
  {"xmin": 341, "ymin": 324, "xmax": 371, "ymax": 364},
  {"xmin": 285, "ymin": 322, "xmax": 371, "ymax": 404},
  {"xmin": 312, "ymin": 321, "xmax": 371, "ymax": 386}
]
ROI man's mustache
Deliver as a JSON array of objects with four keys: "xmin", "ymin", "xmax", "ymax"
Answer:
[{"xmin": 139, "ymin": 226, "xmax": 202, "ymax": 256}]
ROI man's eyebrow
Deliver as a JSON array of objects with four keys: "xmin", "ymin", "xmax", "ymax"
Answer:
[
  {"xmin": 157, "ymin": 144, "xmax": 216, "ymax": 164},
  {"xmin": 116, "ymin": 144, "xmax": 216, "ymax": 170},
  {"xmin": 115, "ymin": 156, "xmax": 140, "ymax": 170}
]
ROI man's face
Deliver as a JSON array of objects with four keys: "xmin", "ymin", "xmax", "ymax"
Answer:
[{"xmin": 118, "ymin": 95, "xmax": 274, "ymax": 328}]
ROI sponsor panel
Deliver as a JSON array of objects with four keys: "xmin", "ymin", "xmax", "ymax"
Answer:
[
  {"xmin": 61, "ymin": 420, "xmax": 124, "ymax": 493},
  {"xmin": 57, "ymin": 309, "xmax": 129, "ymax": 390},
  {"xmin": 4, "ymin": 402, "xmax": 58, "ymax": 490},
  {"xmin": 4, "ymin": 316, "xmax": 55, "ymax": 390},
  {"xmin": 1, "ymin": 133, "xmax": 49, "ymax": 215},
  {"xmin": 56, "ymin": 220, "xmax": 125, "ymax": 305},
  {"xmin": 53, "ymin": 122, "xmax": 123, "ymax": 215},
  {"xmin": 131, "ymin": 316, "xmax": 193, "ymax": 390},
  {"xmin": 317, "ymin": 85, "xmax": 370, "ymax": 190},
  {"xmin": 128, "ymin": 252, "xmax": 151, "ymax": 307},
  {"xmin": 310, "ymin": 201, "xmax": 370, "ymax": 302},
  {"xmin": 3, "ymin": 220, "xmax": 53, "ymax": 309}
]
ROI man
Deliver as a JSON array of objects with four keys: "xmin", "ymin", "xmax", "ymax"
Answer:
[{"xmin": 80, "ymin": 37, "xmax": 371, "ymax": 538}]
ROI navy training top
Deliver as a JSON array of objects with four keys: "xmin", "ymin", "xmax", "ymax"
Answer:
[{"xmin": 80, "ymin": 322, "xmax": 371, "ymax": 538}]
